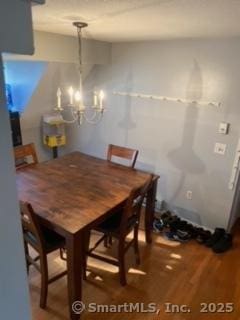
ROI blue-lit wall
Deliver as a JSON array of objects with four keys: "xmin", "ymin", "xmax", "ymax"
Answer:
[{"xmin": 4, "ymin": 61, "xmax": 47, "ymax": 112}]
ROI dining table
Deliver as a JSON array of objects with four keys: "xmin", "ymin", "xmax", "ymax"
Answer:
[{"xmin": 16, "ymin": 151, "xmax": 159, "ymax": 319}]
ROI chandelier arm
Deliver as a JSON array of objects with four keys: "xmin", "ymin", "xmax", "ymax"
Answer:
[
  {"xmin": 83, "ymin": 109, "xmax": 99, "ymax": 122},
  {"xmin": 57, "ymin": 107, "xmax": 79, "ymax": 124},
  {"xmin": 83, "ymin": 112, "xmax": 103, "ymax": 124}
]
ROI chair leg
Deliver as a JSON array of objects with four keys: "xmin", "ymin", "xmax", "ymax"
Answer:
[
  {"xmin": 24, "ymin": 241, "xmax": 30, "ymax": 274},
  {"xmin": 39, "ymin": 254, "xmax": 48, "ymax": 309},
  {"xmin": 109, "ymin": 236, "xmax": 113, "ymax": 246},
  {"xmin": 104, "ymin": 235, "xmax": 113, "ymax": 248},
  {"xmin": 104, "ymin": 236, "xmax": 108, "ymax": 248},
  {"xmin": 60, "ymin": 247, "xmax": 67, "ymax": 261},
  {"xmin": 118, "ymin": 239, "xmax": 127, "ymax": 286},
  {"xmin": 83, "ymin": 230, "xmax": 91, "ymax": 280},
  {"xmin": 134, "ymin": 225, "xmax": 140, "ymax": 265}
]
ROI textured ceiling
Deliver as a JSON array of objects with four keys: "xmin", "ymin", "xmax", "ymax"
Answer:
[{"xmin": 32, "ymin": 0, "xmax": 240, "ymax": 42}]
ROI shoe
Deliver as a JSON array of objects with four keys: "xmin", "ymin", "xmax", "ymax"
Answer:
[
  {"xmin": 196, "ymin": 230, "xmax": 212, "ymax": 244},
  {"xmin": 176, "ymin": 229, "xmax": 191, "ymax": 242},
  {"xmin": 212, "ymin": 233, "xmax": 233, "ymax": 253},
  {"xmin": 164, "ymin": 231, "xmax": 190, "ymax": 243},
  {"xmin": 205, "ymin": 228, "xmax": 225, "ymax": 247},
  {"xmin": 153, "ymin": 219, "xmax": 164, "ymax": 233},
  {"xmin": 169, "ymin": 218, "xmax": 181, "ymax": 232},
  {"xmin": 160, "ymin": 211, "xmax": 172, "ymax": 227},
  {"xmin": 187, "ymin": 225, "xmax": 199, "ymax": 239}
]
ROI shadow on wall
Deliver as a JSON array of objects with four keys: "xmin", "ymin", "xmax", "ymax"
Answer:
[
  {"xmin": 116, "ymin": 71, "xmax": 158, "ymax": 172},
  {"xmin": 118, "ymin": 71, "xmax": 136, "ymax": 146},
  {"xmin": 167, "ymin": 60, "xmax": 206, "ymax": 224}
]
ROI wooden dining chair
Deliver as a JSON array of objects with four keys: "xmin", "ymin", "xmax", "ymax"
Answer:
[
  {"xmin": 20, "ymin": 201, "xmax": 67, "ymax": 309},
  {"xmin": 14, "ymin": 143, "xmax": 38, "ymax": 169},
  {"xmin": 107, "ymin": 144, "xmax": 139, "ymax": 169},
  {"xmin": 85, "ymin": 175, "xmax": 152, "ymax": 286},
  {"xmin": 105, "ymin": 144, "xmax": 139, "ymax": 247}
]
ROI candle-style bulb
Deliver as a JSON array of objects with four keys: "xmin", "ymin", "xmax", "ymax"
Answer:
[
  {"xmin": 75, "ymin": 91, "xmax": 82, "ymax": 102},
  {"xmin": 93, "ymin": 91, "xmax": 98, "ymax": 107},
  {"xmin": 99, "ymin": 90, "xmax": 104, "ymax": 100},
  {"xmin": 57, "ymin": 88, "xmax": 62, "ymax": 110},
  {"xmin": 68, "ymin": 86, "xmax": 74, "ymax": 105},
  {"xmin": 99, "ymin": 90, "xmax": 104, "ymax": 109},
  {"xmin": 75, "ymin": 91, "xmax": 85, "ymax": 112}
]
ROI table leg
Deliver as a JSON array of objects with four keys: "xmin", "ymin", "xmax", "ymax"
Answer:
[
  {"xmin": 145, "ymin": 177, "xmax": 158, "ymax": 243},
  {"xmin": 66, "ymin": 231, "xmax": 84, "ymax": 320}
]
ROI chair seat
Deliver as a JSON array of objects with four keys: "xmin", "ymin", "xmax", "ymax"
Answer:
[
  {"xmin": 95, "ymin": 211, "xmax": 138, "ymax": 235},
  {"xmin": 25, "ymin": 226, "xmax": 65, "ymax": 252}
]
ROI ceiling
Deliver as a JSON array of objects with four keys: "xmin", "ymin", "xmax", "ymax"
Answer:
[{"xmin": 32, "ymin": 0, "xmax": 240, "ymax": 42}]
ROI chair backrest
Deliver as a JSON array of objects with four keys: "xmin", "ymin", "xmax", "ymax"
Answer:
[
  {"xmin": 19, "ymin": 201, "xmax": 44, "ymax": 252},
  {"xmin": 14, "ymin": 143, "xmax": 38, "ymax": 169},
  {"xmin": 120, "ymin": 175, "xmax": 153, "ymax": 235},
  {"xmin": 107, "ymin": 144, "xmax": 139, "ymax": 168}
]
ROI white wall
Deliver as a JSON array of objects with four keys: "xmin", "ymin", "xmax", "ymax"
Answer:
[{"xmin": 68, "ymin": 38, "xmax": 240, "ymax": 230}]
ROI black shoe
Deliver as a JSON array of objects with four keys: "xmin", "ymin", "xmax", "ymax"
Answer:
[
  {"xmin": 176, "ymin": 229, "xmax": 191, "ymax": 241},
  {"xmin": 164, "ymin": 231, "xmax": 190, "ymax": 243},
  {"xmin": 153, "ymin": 218, "xmax": 164, "ymax": 233},
  {"xmin": 166, "ymin": 215, "xmax": 179, "ymax": 228},
  {"xmin": 205, "ymin": 228, "xmax": 225, "ymax": 247},
  {"xmin": 169, "ymin": 218, "xmax": 181, "ymax": 231},
  {"xmin": 183, "ymin": 224, "xmax": 199, "ymax": 239},
  {"xmin": 160, "ymin": 211, "xmax": 173, "ymax": 227},
  {"xmin": 212, "ymin": 233, "xmax": 233, "ymax": 253},
  {"xmin": 196, "ymin": 230, "xmax": 212, "ymax": 244}
]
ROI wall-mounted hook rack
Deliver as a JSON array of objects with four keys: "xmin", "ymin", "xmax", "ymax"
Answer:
[{"xmin": 113, "ymin": 91, "xmax": 221, "ymax": 108}]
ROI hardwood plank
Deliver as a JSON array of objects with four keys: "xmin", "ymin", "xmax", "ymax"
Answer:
[{"xmin": 29, "ymin": 226, "xmax": 240, "ymax": 320}]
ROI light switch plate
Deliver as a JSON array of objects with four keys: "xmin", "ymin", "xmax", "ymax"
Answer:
[
  {"xmin": 214, "ymin": 143, "xmax": 227, "ymax": 155},
  {"xmin": 218, "ymin": 122, "xmax": 229, "ymax": 135}
]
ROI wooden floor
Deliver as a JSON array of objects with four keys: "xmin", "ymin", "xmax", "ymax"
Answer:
[{"xmin": 30, "ymin": 223, "xmax": 240, "ymax": 320}]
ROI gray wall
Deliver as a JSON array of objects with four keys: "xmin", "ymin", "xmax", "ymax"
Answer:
[
  {"xmin": 4, "ymin": 31, "xmax": 240, "ymax": 230},
  {"xmin": 3, "ymin": 31, "xmax": 112, "ymax": 162},
  {"xmin": 69, "ymin": 38, "xmax": 240, "ymax": 230},
  {"xmin": 0, "ymin": 1, "xmax": 37, "ymax": 319},
  {"xmin": 5, "ymin": 60, "xmax": 108, "ymax": 161},
  {"xmin": 4, "ymin": 30, "xmax": 111, "ymax": 65},
  {"xmin": 23, "ymin": 62, "xmax": 79, "ymax": 160},
  {"xmin": 0, "ymin": 1, "xmax": 34, "ymax": 54}
]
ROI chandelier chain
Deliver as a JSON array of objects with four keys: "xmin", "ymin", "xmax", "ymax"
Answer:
[{"xmin": 77, "ymin": 26, "xmax": 83, "ymax": 82}]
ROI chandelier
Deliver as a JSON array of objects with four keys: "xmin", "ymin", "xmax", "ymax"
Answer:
[{"xmin": 54, "ymin": 22, "xmax": 105, "ymax": 125}]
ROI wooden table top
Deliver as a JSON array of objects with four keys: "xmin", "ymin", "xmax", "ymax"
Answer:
[{"xmin": 16, "ymin": 152, "xmax": 151, "ymax": 236}]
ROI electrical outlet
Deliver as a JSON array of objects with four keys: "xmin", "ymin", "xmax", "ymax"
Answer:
[
  {"xmin": 218, "ymin": 122, "xmax": 229, "ymax": 135},
  {"xmin": 214, "ymin": 143, "xmax": 226, "ymax": 155},
  {"xmin": 186, "ymin": 190, "xmax": 192, "ymax": 200}
]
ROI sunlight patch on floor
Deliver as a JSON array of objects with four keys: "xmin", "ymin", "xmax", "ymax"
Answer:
[
  {"xmin": 155, "ymin": 236, "xmax": 180, "ymax": 247},
  {"xmin": 165, "ymin": 265, "xmax": 173, "ymax": 270},
  {"xmin": 170, "ymin": 253, "xmax": 182, "ymax": 260},
  {"xmin": 87, "ymin": 258, "xmax": 118, "ymax": 273},
  {"xmin": 128, "ymin": 268, "xmax": 146, "ymax": 275}
]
